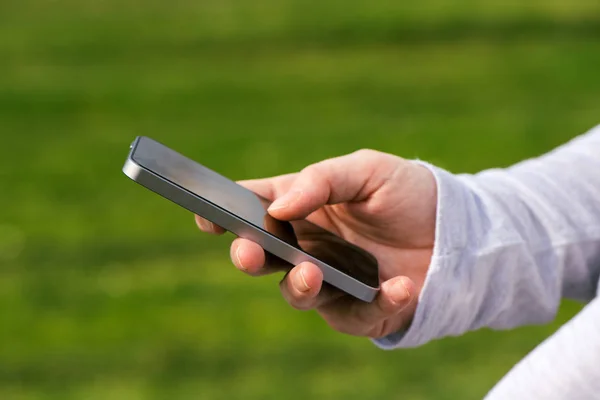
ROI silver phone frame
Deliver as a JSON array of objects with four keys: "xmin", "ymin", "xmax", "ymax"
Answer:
[{"xmin": 123, "ymin": 137, "xmax": 379, "ymax": 302}]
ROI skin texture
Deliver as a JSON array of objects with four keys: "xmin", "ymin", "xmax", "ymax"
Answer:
[{"xmin": 196, "ymin": 149, "xmax": 437, "ymax": 339}]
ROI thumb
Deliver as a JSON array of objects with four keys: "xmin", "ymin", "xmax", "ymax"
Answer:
[
  {"xmin": 359, "ymin": 276, "xmax": 414, "ymax": 321},
  {"xmin": 267, "ymin": 149, "xmax": 401, "ymax": 220},
  {"xmin": 359, "ymin": 276, "xmax": 416, "ymax": 338},
  {"xmin": 316, "ymin": 275, "xmax": 416, "ymax": 338}
]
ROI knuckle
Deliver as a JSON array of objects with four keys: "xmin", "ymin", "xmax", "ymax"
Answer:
[
  {"xmin": 279, "ymin": 281, "xmax": 313, "ymax": 311},
  {"xmin": 300, "ymin": 163, "xmax": 316, "ymax": 174},
  {"xmin": 354, "ymin": 148, "xmax": 407, "ymax": 170},
  {"xmin": 300, "ymin": 164, "xmax": 327, "ymax": 185},
  {"xmin": 377, "ymin": 299, "xmax": 399, "ymax": 315},
  {"xmin": 366, "ymin": 322, "xmax": 389, "ymax": 339},
  {"xmin": 287, "ymin": 293, "xmax": 315, "ymax": 311},
  {"xmin": 353, "ymin": 148, "xmax": 380, "ymax": 158}
]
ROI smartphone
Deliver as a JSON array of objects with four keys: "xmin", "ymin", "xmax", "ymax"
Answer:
[{"xmin": 122, "ymin": 136, "xmax": 379, "ymax": 302}]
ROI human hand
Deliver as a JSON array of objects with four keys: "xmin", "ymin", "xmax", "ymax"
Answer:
[{"xmin": 196, "ymin": 149, "xmax": 437, "ymax": 339}]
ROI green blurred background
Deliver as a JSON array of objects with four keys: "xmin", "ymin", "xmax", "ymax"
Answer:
[{"xmin": 1, "ymin": 1, "xmax": 599, "ymax": 399}]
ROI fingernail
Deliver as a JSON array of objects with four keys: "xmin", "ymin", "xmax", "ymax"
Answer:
[
  {"xmin": 295, "ymin": 266, "xmax": 311, "ymax": 292},
  {"xmin": 389, "ymin": 279, "xmax": 411, "ymax": 305},
  {"xmin": 268, "ymin": 190, "xmax": 302, "ymax": 212},
  {"xmin": 235, "ymin": 246, "xmax": 247, "ymax": 271}
]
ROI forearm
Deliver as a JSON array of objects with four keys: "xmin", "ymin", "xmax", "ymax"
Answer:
[{"xmin": 376, "ymin": 125, "xmax": 600, "ymax": 349}]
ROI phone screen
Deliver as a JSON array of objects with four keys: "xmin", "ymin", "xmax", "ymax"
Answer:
[{"xmin": 131, "ymin": 137, "xmax": 379, "ymax": 289}]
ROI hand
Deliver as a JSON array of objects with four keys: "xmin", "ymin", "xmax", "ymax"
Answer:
[{"xmin": 196, "ymin": 149, "xmax": 437, "ymax": 339}]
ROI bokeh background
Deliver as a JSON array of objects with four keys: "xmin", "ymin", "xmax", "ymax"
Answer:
[{"xmin": 1, "ymin": 1, "xmax": 599, "ymax": 399}]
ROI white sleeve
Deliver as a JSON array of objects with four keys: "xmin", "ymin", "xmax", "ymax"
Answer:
[
  {"xmin": 374, "ymin": 125, "xmax": 600, "ymax": 349},
  {"xmin": 485, "ymin": 296, "xmax": 600, "ymax": 399}
]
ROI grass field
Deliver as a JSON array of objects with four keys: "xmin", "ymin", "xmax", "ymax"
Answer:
[{"xmin": 1, "ymin": 1, "xmax": 599, "ymax": 399}]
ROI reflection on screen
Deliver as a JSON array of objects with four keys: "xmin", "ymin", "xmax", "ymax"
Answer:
[{"xmin": 132, "ymin": 137, "xmax": 379, "ymax": 288}]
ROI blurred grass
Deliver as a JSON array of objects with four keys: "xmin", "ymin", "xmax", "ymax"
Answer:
[{"xmin": 1, "ymin": 1, "xmax": 599, "ymax": 399}]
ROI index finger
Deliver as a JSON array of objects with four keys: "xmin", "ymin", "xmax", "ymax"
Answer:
[
  {"xmin": 238, "ymin": 173, "xmax": 298, "ymax": 201},
  {"xmin": 267, "ymin": 150, "xmax": 403, "ymax": 221}
]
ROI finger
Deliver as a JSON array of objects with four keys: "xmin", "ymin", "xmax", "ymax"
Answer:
[
  {"xmin": 230, "ymin": 238, "xmax": 267, "ymax": 275},
  {"xmin": 318, "ymin": 276, "xmax": 415, "ymax": 337},
  {"xmin": 237, "ymin": 173, "xmax": 297, "ymax": 202},
  {"xmin": 279, "ymin": 263, "xmax": 343, "ymax": 310},
  {"xmin": 230, "ymin": 238, "xmax": 293, "ymax": 276},
  {"xmin": 356, "ymin": 276, "xmax": 415, "ymax": 338},
  {"xmin": 267, "ymin": 149, "xmax": 403, "ymax": 220},
  {"xmin": 195, "ymin": 214, "xmax": 226, "ymax": 235}
]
